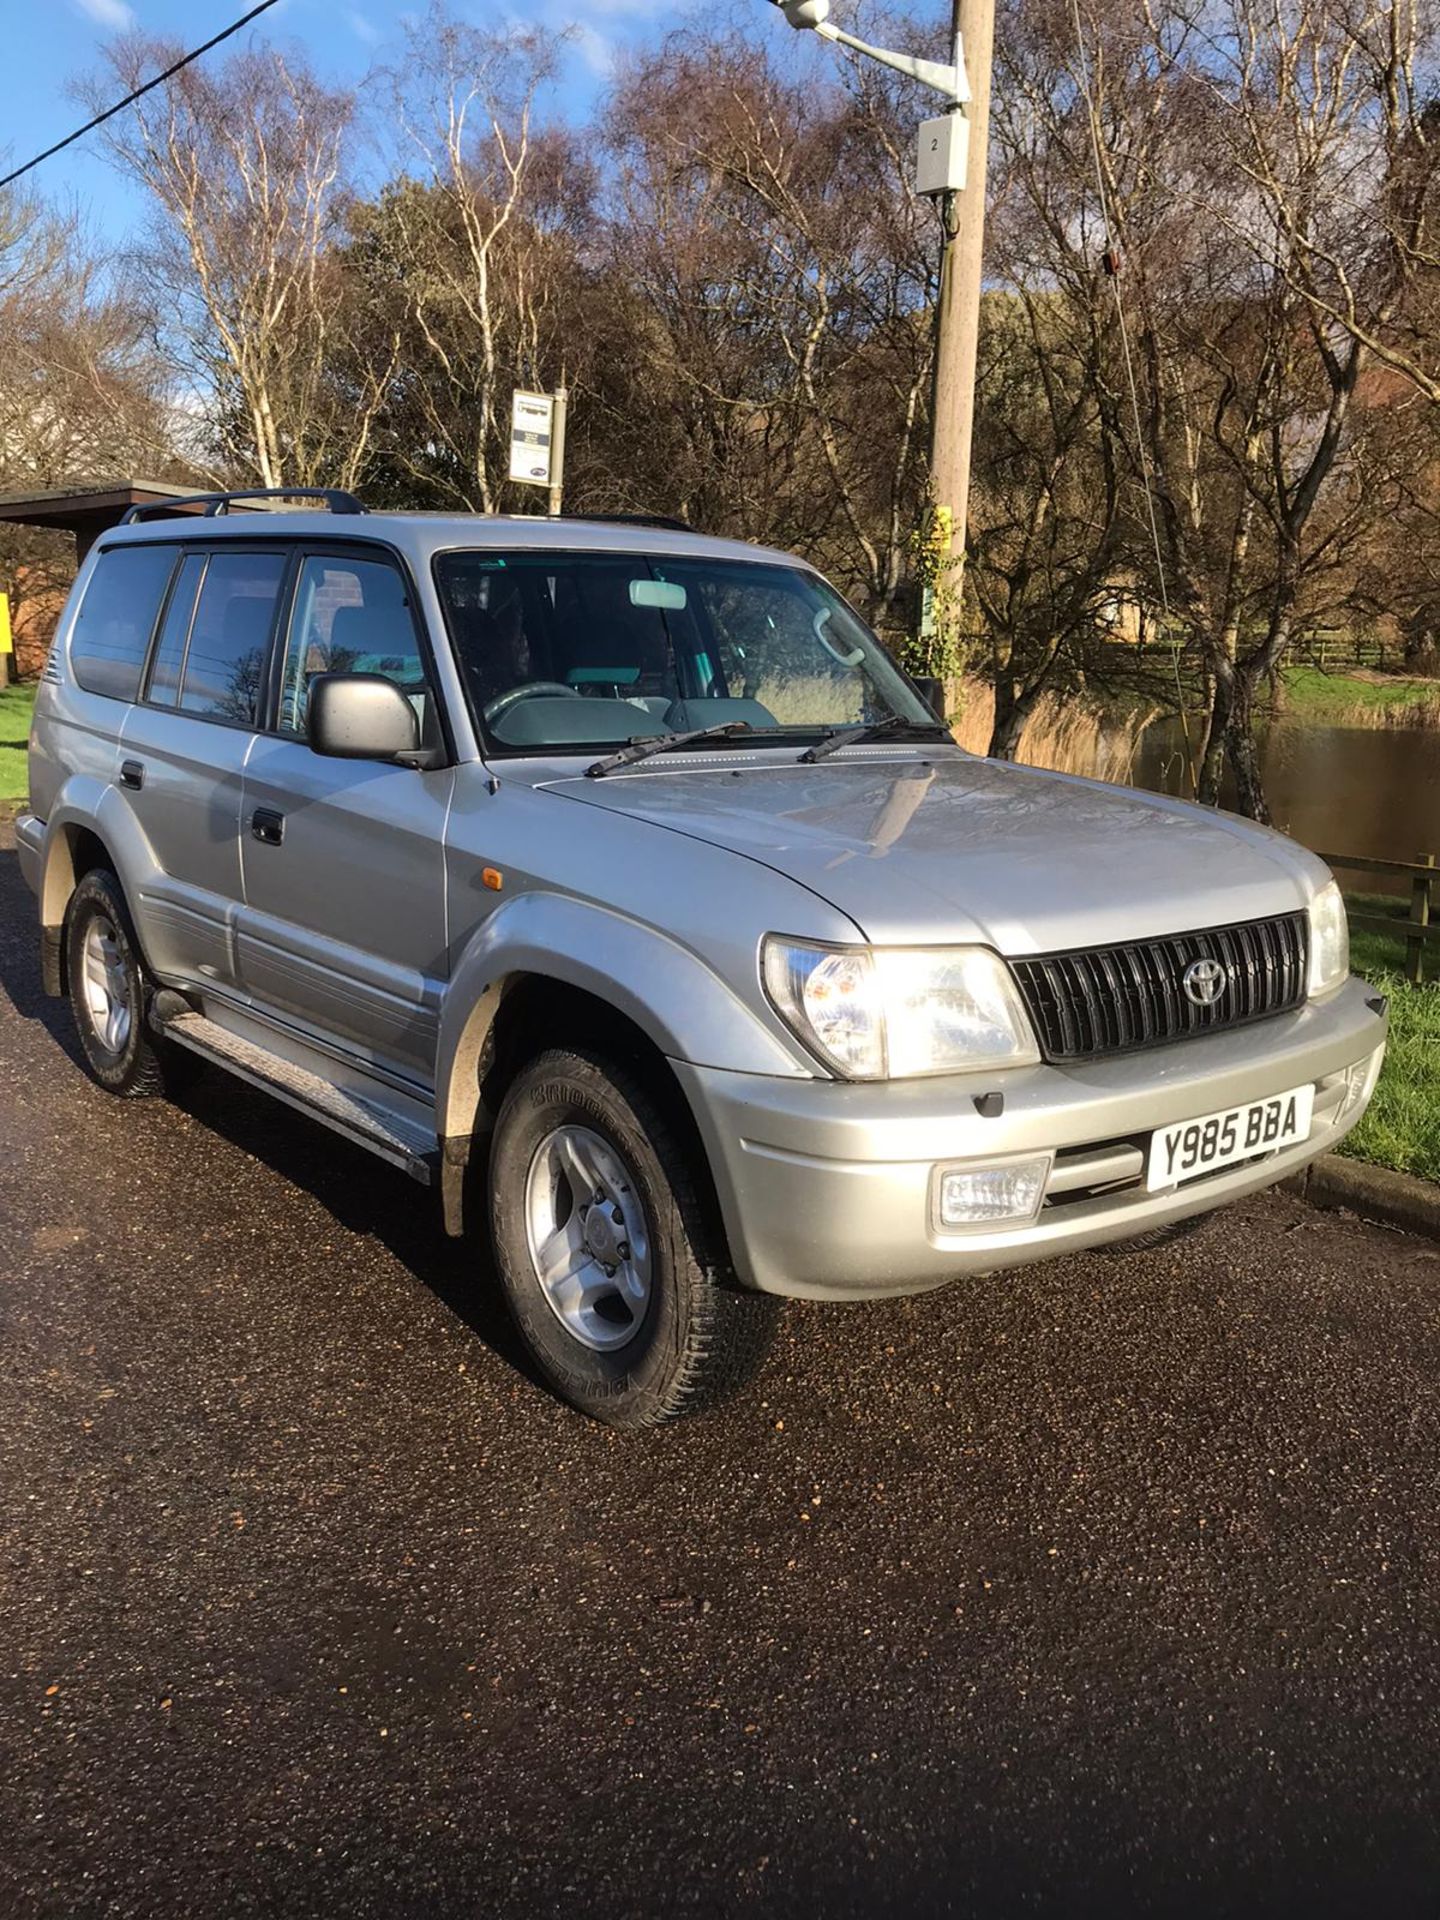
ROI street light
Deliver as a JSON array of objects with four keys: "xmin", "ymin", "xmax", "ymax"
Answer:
[
  {"xmin": 771, "ymin": 0, "xmax": 968, "ymax": 103},
  {"xmin": 765, "ymin": 0, "xmax": 995, "ymax": 669}
]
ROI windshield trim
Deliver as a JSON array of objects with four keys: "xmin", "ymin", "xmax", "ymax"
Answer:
[{"xmin": 428, "ymin": 545, "xmax": 933, "ymax": 762}]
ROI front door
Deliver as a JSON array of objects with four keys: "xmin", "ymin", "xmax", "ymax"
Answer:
[{"xmin": 235, "ymin": 549, "xmax": 453, "ymax": 1089}]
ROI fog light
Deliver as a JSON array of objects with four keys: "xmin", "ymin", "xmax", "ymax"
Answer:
[
  {"xmin": 935, "ymin": 1155, "xmax": 1051, "ymax": 1231},
  {"xmin": 1342, "ymin": 1046, "xmax": 1385, "ymax": 1119}
]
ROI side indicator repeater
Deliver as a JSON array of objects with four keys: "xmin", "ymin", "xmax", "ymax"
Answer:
[{"xmin": 482, "ymin": 868, "xmax": 504, "ymax": 892}]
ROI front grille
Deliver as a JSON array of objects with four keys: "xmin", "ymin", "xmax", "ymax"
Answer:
[{"xmin": 1011, "ymin": 911, "xmax": 1309, "ymax": 1062}]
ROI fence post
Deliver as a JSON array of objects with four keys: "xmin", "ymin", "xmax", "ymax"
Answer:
[{"xmin": 1408, "ymin": 853, "xmax": 1434, "ymax": 988}]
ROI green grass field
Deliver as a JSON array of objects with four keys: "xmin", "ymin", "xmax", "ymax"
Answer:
[
  {"xmin": 1343, "ymin": 897, "xmax": 1440, "ymax": 1183},
  {"xmin": 1280, "ymin": 665, "xmax": 1439, "ymax": 725},
  {"xmin": 0, "ymin": 680, "xmax": 34, "ymax": 803}
]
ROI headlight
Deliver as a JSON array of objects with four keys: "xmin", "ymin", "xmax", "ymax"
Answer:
[
  {"xmin": 761, "ymin": 938, "xmax": 1040, "ymax": 1079},
  {"xmin": 1307, "ymin": 880, "xmax": 1350, "ymax": 998}
]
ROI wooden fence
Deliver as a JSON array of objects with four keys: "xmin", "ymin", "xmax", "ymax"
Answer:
[
  {"xmin": 1317, "ymin": 851, "xmax": 1437, "ymax": 986},
  {"xmin": 1298, "ymin": 633, "xmax": 1400, "ymax": 673}
]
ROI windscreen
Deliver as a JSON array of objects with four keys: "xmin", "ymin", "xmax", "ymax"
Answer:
[{"xmin": 432, "ymin": 550, "xmax": 933, "ymax": 752}]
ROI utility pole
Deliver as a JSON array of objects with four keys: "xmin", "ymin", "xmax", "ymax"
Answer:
[
  {"xmin": 764, "ymin": 0, "xmax": 994, "ymax": 646},
  {"xmin": 929, "ymin": 0, "xmax": 994, "ymax": 581}
]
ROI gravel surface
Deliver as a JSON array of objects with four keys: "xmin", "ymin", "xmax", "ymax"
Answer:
[{"xmin": 2, "ymin": 823, "xmax": 1439, "ymax": 1918}]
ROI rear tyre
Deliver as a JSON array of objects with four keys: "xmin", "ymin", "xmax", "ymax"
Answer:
[
  {"xmin": 488, "ymin": 1047, "xmax": 779, "ymax": 1427},
  {"xmin": 64, "ymin": 869, "xmax": 171, "ymax": 1099}
]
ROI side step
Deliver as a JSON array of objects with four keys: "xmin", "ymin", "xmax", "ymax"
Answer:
[{"xmin": 158, "ymin": 1009, "xmax": 439, "ymax": 1185}]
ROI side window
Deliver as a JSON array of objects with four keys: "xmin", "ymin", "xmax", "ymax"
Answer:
[
  {"xmin": 70, "ymin": 546, "xmax": 177, "ymax": 701},
  {"xmin": 178, "ymin": 551, "xmax": 287, "ymax": 725},
  {"xmin": 145, "ymin": 553, "xmax": 207, "ymax": 707},
  {"xmin": 278, "ymin": 555, "xmax": 425, "ymax": 739}
]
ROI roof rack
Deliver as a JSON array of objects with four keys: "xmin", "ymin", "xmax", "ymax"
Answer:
[
  {"xmin": 119, "ymin": 487, "xmax": 367, "ymax": 525},
  {"xmin": 572, "ymin": 512, "xmax": 692, "ymax": 534}
]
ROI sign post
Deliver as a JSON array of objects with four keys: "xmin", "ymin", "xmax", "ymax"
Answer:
[
  {"xmin": 547, "ymin": 389, "xmax": 569, "ymax": 520},
  {"xmin": 0, "ymin": 592, "xmax": 12, "ymax": 689},
  {"xmin": 509, "ymin": 389, "xmax": 569, "ymax": 517}
]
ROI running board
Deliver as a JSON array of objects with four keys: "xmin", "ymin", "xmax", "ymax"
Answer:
[{"xmin": 158, "ymin": 1009, "xmax": 439, "ymax": 1185}]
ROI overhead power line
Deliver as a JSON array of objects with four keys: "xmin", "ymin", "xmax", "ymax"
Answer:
[{"xmin": 0, "ymin": 0, "xmax": 281, "ymax": 195}]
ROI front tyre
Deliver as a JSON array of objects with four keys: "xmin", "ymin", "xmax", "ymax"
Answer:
[
  {"xmin": 64, "ymin": 868, "xmax": 169, "ymax": 1098},
  {"xmin": 488, "ymin": 1048, "xmax": 778, "ymax": 1427}
]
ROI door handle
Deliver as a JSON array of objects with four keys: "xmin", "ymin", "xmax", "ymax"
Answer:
[
  {"xmin": 251, "ymin": 807, "xmax": 285, "ymax": 847},
  {"xmin": 119, "ymin": 759, "xmax": 144, "ymax": 791}
]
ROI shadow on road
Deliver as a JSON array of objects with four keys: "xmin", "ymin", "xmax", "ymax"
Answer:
[
  {"xmin": 0, "ymin": 838, "xmax": 536, "ymax": 1388},
  {"xmin": 0, "ymin": 846, "xmax": 83, "ymax": 1043},
  {"xmin": 169, "ymin": 1065, "xmax": 534, "ymax": 1380}
]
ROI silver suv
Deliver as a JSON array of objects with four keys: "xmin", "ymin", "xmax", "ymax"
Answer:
[{"xmin": 17, "ymin": 491, "xmax": 1387, "ymax": 1425}]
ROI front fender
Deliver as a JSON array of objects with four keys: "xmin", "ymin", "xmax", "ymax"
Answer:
[{"xmin": 435, "ymin": 890, "xmax": 809, "ymax": 1145}]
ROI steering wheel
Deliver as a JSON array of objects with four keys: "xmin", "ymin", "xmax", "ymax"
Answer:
[{"xmin": 483, "ymin": 680, "xmax": 583, "ymax": 724}]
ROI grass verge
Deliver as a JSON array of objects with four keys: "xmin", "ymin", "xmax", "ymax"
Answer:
[
  {"xmin": 1280, "ymin": 666, "xmax": 1440, "ymax": 727},
  {"xmin": 1343, "ymin": 895, "xmax": 1440, "ymax": 1183},
  {"xmin": 0, "ymin": 680, "xmax": 35, "ymax": 804}
]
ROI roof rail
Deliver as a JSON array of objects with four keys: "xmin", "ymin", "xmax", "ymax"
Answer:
[
  {"xmin": 572, "ymin": 512, "xmax": 692, "ymax": 534},
  {"xmin": 119, "ymin": 487, "xmax": 367, "ymax": 525}
]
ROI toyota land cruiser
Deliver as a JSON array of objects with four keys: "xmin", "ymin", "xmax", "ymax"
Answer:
[{"xmin": 16, "ymin": 489, "xmax": 1387, "ymax": 1424}]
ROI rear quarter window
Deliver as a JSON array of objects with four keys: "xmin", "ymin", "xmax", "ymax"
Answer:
[{"xmin": 69, "ymin": 545, "xmax": 178, "ymax": 701}]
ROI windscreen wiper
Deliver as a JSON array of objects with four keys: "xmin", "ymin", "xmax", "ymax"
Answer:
[
  {"xmin": 586, "ymin": 721, "xmax": 752, "ymax": 779},
  {"xmin": 799, "ymin": 714, "xmax": 949, "ymax": 764}
]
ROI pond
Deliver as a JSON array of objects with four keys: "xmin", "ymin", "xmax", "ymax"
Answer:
[{"xmin": 1134, "ymin": 719, "xmax": 1440, "ymax": 898}]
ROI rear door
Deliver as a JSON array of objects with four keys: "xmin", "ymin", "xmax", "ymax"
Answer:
[
  {"xmin": 115, "ymin": 543, "xmax": 290, "ymax": 990},
  {"xmin": 236, "ymin": 546, "xmax": 453, "ymax": 1089}
]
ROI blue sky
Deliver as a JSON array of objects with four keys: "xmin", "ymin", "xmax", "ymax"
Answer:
[{"xmin": 4, "ymin": 0, "xmax": 697, "ymax": 237}]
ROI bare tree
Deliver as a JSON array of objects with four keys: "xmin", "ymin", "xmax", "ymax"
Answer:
[
  {"xmin": 0, "ymin": 186, "xmax": 183, "ymax": 670},
  {"xmin": 992, "ymin": 0, "xmax": 1440, "ymax": 816},
  {"xmin": 600, "ymin": 27, "xmax": 938, "ymax": 635},
  {"xmin": 88, "ymin": 35, "xmax": 394, "ymax": 491},
  {"xmin": 362, "ymin": 9, "xmax": 579, "ymax": 513}
]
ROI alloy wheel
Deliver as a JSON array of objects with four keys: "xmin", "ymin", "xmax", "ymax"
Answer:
[{"xmin": 523, "ymin": 1123, "xmax": 653, "ymax": 1352}]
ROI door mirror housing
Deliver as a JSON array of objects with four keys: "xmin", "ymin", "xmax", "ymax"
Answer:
[
  {"xmin": 913, "ymin": 675, "xmax": 947, "ymax": 723},
  {"xmin": 308, "ymin": 673, "xmax": 423, "ymax": 763}
]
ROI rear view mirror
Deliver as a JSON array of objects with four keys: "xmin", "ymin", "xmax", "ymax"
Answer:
[
  {"xmin": 630, "ymin": 579, "xmax": 687, "ymax": 611},
  {"xmin": 309, "ymin": 673, "xmax": 421, "ymax": 762}
]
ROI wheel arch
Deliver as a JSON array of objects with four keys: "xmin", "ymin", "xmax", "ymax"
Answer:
[
  {"xmin": 439, "ymin": 970, "xmax": 728, "ymax": 1241},
  {"xmin": 433, "ymin": 892, "xmax": 807, "ymax": 1243},
  {"xmin": 40, "ymin": 821, "xmax": 124, "ymax": 995},
  {"xmin": 435, "ymin": 892, "xmax": 803, "ymax": 1153},
  {"xmin": 37, "ymin": 781, "xmax": 163, "ymax": 996}
]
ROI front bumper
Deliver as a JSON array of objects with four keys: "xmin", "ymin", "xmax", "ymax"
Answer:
[
  {"xmin": 676, "ymin": 976, "xmax": 1387, "ymax": 1301},
  {"xmin": 14, "ymin": 812, "xmax": 43, "ymax": 896}
]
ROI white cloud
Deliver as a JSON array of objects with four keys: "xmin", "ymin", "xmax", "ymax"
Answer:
[
  {"xmin": 539, "ymin": 0, "xmax": 669, "ymax": 79},
  {"xmin": 73, "ymin": 0, "xmax": 136, "ymax": 28},
  {"xmin": 569, "ymin": 21, "xmax": 616, "ymax": 78},
  {"xmin": 345, "ymin": 7, "xmax": 381, "ymax": 44}
]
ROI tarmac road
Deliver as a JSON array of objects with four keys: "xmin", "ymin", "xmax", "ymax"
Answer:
[{"xmin": 2, "ymin": 820, "xmax": 1438, "ymax": 1919}]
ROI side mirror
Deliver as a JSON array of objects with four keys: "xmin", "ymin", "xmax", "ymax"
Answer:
[
  {"xmin": 309, "ymin": 673, "xmax": 421, "ymax": 763},
  {"xmin": 914, "ymin": 674, "xmax": 947, "ymax": 722}
]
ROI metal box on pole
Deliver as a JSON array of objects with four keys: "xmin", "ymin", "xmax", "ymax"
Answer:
[{"xmin": 916, "ymin": 111, "xmax": 969, "ymax": 196}]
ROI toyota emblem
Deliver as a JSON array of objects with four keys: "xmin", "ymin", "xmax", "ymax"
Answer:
[{"xmin": 1182, "ymin": 956, "xmax": 1227, "ymax": 1008}]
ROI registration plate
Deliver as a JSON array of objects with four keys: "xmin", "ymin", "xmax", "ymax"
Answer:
[{"xmin": 1146, "ymin": 1084, "xmax": 1314, "ymax": 1192}]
